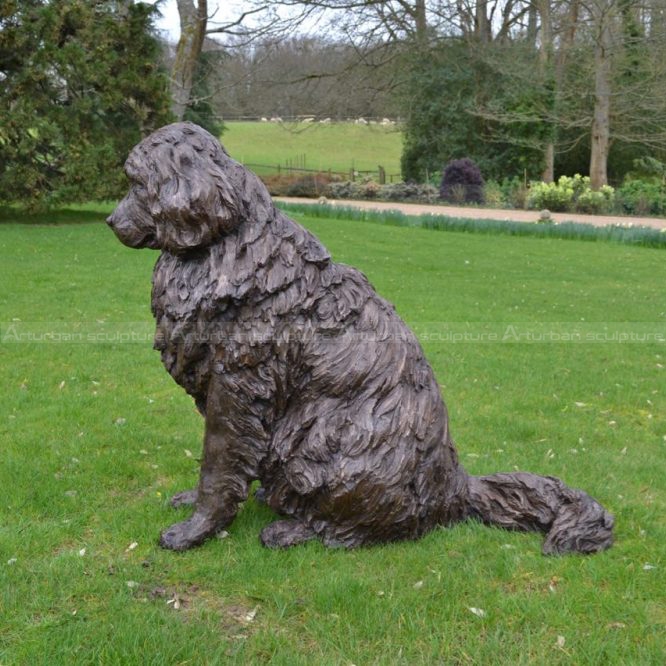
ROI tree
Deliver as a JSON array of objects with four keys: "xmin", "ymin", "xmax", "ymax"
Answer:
[
  {"xmin": 170, "ymin": 0, "xmax": 207, "ymax": 120},
  {"xmin": 206, "ymin": 36, "xmax": 401, "ymax": 120},
  {"xmin": 401, "ymin": 36, "xmax": 550, "ymax": 183},
  {"xmin": 182, "ymin": 42, "xmax": 225, "ymax": 136},
  {"xmin": 400, "ymin": 0, "xmax": 666, "ymax": 187},
  {"xmin": 0, "ymin": 0, "xmax": 172, "ymax": 209},
  {"xmin": 166, "ymin": 0, "xmax": 666, "ymax": 187}
]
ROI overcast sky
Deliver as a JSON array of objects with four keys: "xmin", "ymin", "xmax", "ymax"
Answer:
[
  {"xmin": 148, "ymin": 1, "xmax": 238, "ymax": 41},
  {"xmin": 148, "ymin": 0, "xmax": 326, "ymax": 43}
]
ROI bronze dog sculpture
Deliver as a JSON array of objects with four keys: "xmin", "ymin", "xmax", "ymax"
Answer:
[{"xmin": 107, "ymin": 122, "xmax": 614, "ymax": 554}]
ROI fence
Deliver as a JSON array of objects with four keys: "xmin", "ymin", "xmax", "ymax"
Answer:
[{"xmin": 243, "ymin": 162, "xmax": 401, "ymax": 184}]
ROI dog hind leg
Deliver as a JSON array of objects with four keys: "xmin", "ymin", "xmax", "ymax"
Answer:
[{"xmin": 260, "ymin": 520, "xmax": 318, "ymax": 549}]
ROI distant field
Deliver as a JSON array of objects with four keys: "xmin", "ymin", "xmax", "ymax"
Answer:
[{"xmin": 220, "ymin": 121, "xmax": 403, "ymax": 179}]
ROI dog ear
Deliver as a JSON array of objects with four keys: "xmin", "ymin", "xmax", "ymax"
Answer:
[{"xmin": 149, "ymin": 142, "xmax": 240, "ymax": 253}]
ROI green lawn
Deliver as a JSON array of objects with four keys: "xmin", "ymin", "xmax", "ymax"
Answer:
[
  {"xmin": 220, "ymin": 121, "xmax": 403, "ymax": 178},
  {"xmin": 1, "ymin": 208, "xmax": 665, "ymax": 664}
]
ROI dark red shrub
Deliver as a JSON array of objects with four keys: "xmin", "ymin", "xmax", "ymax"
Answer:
[{"xmin": 439, "ymin": 158, "xmax": 485, "ymax": 204}]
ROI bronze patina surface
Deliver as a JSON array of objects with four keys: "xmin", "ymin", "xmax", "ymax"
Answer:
[{"xmin": 107, "ymin": 122, "xmax": 614, "ymax": 554}]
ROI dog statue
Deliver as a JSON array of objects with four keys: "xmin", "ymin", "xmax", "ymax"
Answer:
[{"xmin": 107, "ymin": 122, "xmax": 614, "ymax": 554}]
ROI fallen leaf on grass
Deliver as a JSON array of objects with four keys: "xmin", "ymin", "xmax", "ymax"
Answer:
[
  {"xmin": 7, "ymin": 558, "xmax": 17, "ymax": 565},
  {"xmin": 184, "ymin": 449, "xmax": 193, "ymax": 458},
  {"xmin": 555, "ymin": 636, "xmax": 566, "ymax": 649},
  {"xmin": 468, "ymin": 607, "xmax": 486, "ymax": 618},
  {"xmin": 574, "ymin": 402, "xmax": 587, "ymax": 407},
  {"xmin": 126, "ymin": 542, "xmax": 138, "ymax": 552},
  {"xmin": 413, "ymin": 580, "xmax": 424, "ymax": 589},
  {"xmin": 643, "ymin": 563, "xmax": 657, "ymax": 571},
  {"xmin": 606, "ymin": 622, "xmax": 627, "ymax": 630},
  {"xmin": 243, "ymin": 606, "xmax": 259, "ymax": 623},
  {"xmin": 167, "ymin": 595, "xmax": 182, "ymax": 610}
]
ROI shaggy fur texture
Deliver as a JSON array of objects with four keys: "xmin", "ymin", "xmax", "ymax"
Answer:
[{"xmin": 107, "ymin": 122, "xmax": 614, "ymax": 554}]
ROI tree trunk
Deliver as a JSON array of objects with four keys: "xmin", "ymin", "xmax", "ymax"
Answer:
[
  {"xmin": 590, "ymin": 7, "xmax": 613, "ymax": 190},
  {"xmin": 538, "ymin": 0, "xmax": 554, "ymax": 182},
  {"xmin": 171, "ymin": 0, "xmax": 208, "ymax": 121},
  {"xmin": 475, "ymin": 1, "xmax": 491, "ymax": 42},
  {"xmin": 414, "ymin": 0, "xmax": 427, "ymax": 43},
  {"xmin": 542, "ymin": 144, "xmax": 555, "ymax": 183}
]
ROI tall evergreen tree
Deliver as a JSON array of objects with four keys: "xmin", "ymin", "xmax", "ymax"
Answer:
[{"xmin": 0, "ymin": 0, "xmax": 172, "ymax": 209}]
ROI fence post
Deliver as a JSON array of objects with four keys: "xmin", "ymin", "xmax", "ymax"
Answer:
[{"xmin": 378, "ymin": 165, "xmax": 386, "ymax": 184}]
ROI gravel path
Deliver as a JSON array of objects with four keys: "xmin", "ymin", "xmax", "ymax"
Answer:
[{"xmin": 275, "ymin": 196, "xmax": 666, "ymax": 231}]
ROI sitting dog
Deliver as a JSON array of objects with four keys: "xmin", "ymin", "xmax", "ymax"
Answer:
[{"xmin": 107, "ymin": 122, "xmax": 614, "ymax": 554}]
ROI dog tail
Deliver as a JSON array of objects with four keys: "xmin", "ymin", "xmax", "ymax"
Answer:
[{"xmin": 464, "ymin": 472, "xmax": 614, "ymax": 555}]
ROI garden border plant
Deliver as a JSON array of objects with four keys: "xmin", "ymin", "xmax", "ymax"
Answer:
[{"xmin": 277, "ymin": 202, "xmax": 666, "ymax": 249}]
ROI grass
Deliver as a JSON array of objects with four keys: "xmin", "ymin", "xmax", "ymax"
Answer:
[
  {"xmin": 1, "ymin": 206, "xmax": 665, "ymax": 664},
  {"xmin": 220, "ymin": 121, "xmax": 403, "ymax": 177},
  {"xmin": 279, "ymin": 202, "xmax": 666, "ymax": 249}
]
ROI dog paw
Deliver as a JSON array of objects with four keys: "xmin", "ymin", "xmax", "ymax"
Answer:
[
  {"xmin": 260, "ymin": 519, "xmax": 317, "ymax": 549},
  {"xmin": 159, "ymin": 515, "xmax": 218, "ymax": 550},
  {"xmin": 170, "ymin": 489, "xmax": 198, "ymax": 508}
]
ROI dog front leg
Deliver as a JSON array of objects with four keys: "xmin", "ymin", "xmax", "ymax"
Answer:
[{"xmin": 159, "ymin": 396, "xmax": 268, "ymax": 551}]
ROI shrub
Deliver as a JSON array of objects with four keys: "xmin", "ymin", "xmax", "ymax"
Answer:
[
  {"xmin": 360, "ymin": 179, "xmax": 381, "ymax": 199},
  {"xmin": 326, "ymin": 180, "xmax": 438, "ymax": 203},
  {"xmin": 527, "ymin": 175, "xmax": 615, "ymax": 214},
  {"xmin": 499, "ymin": 177, "xmax": 528, "ymax": 209},
  {"xmin": 483, "ymin": 180, "xmax": 505, "ymax": 208},
  {"xmin": 627, "ymin": 156, "xmax": 666, "ymax": 183},
  {"xmin": 262, "ymin": 173, "xmax": 338, "ymax": 197},
  {"xmin": 576, "ymin": 186, "xmax": 615, "ymax": 214},
  {"xmin": 381, "ymin": 182, "xmax": 438, "ymax": 203},
  {"xmin": 527, "ymin": 180, "xmax": 574, "ymax": 212},
  {"xmin": 616, "ymin": 179, "xmax": 666, "ymax": 216},
  {"xmin": 439, "ymin": 158, "xmax": 485, "ymax": 204},
  {"xmin": 328, "ymin": 181, "xmax": 364, "ymax": 199}
]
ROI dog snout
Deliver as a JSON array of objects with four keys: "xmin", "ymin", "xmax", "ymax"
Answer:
[{"xmin": 106, "ymin": 212, "xmax": 117, "ymax": 228}]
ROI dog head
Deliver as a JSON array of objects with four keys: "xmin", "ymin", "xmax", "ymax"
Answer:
[{"xmin": 107, "ymin": 122, "xmax": 272, "ymax": 253}]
